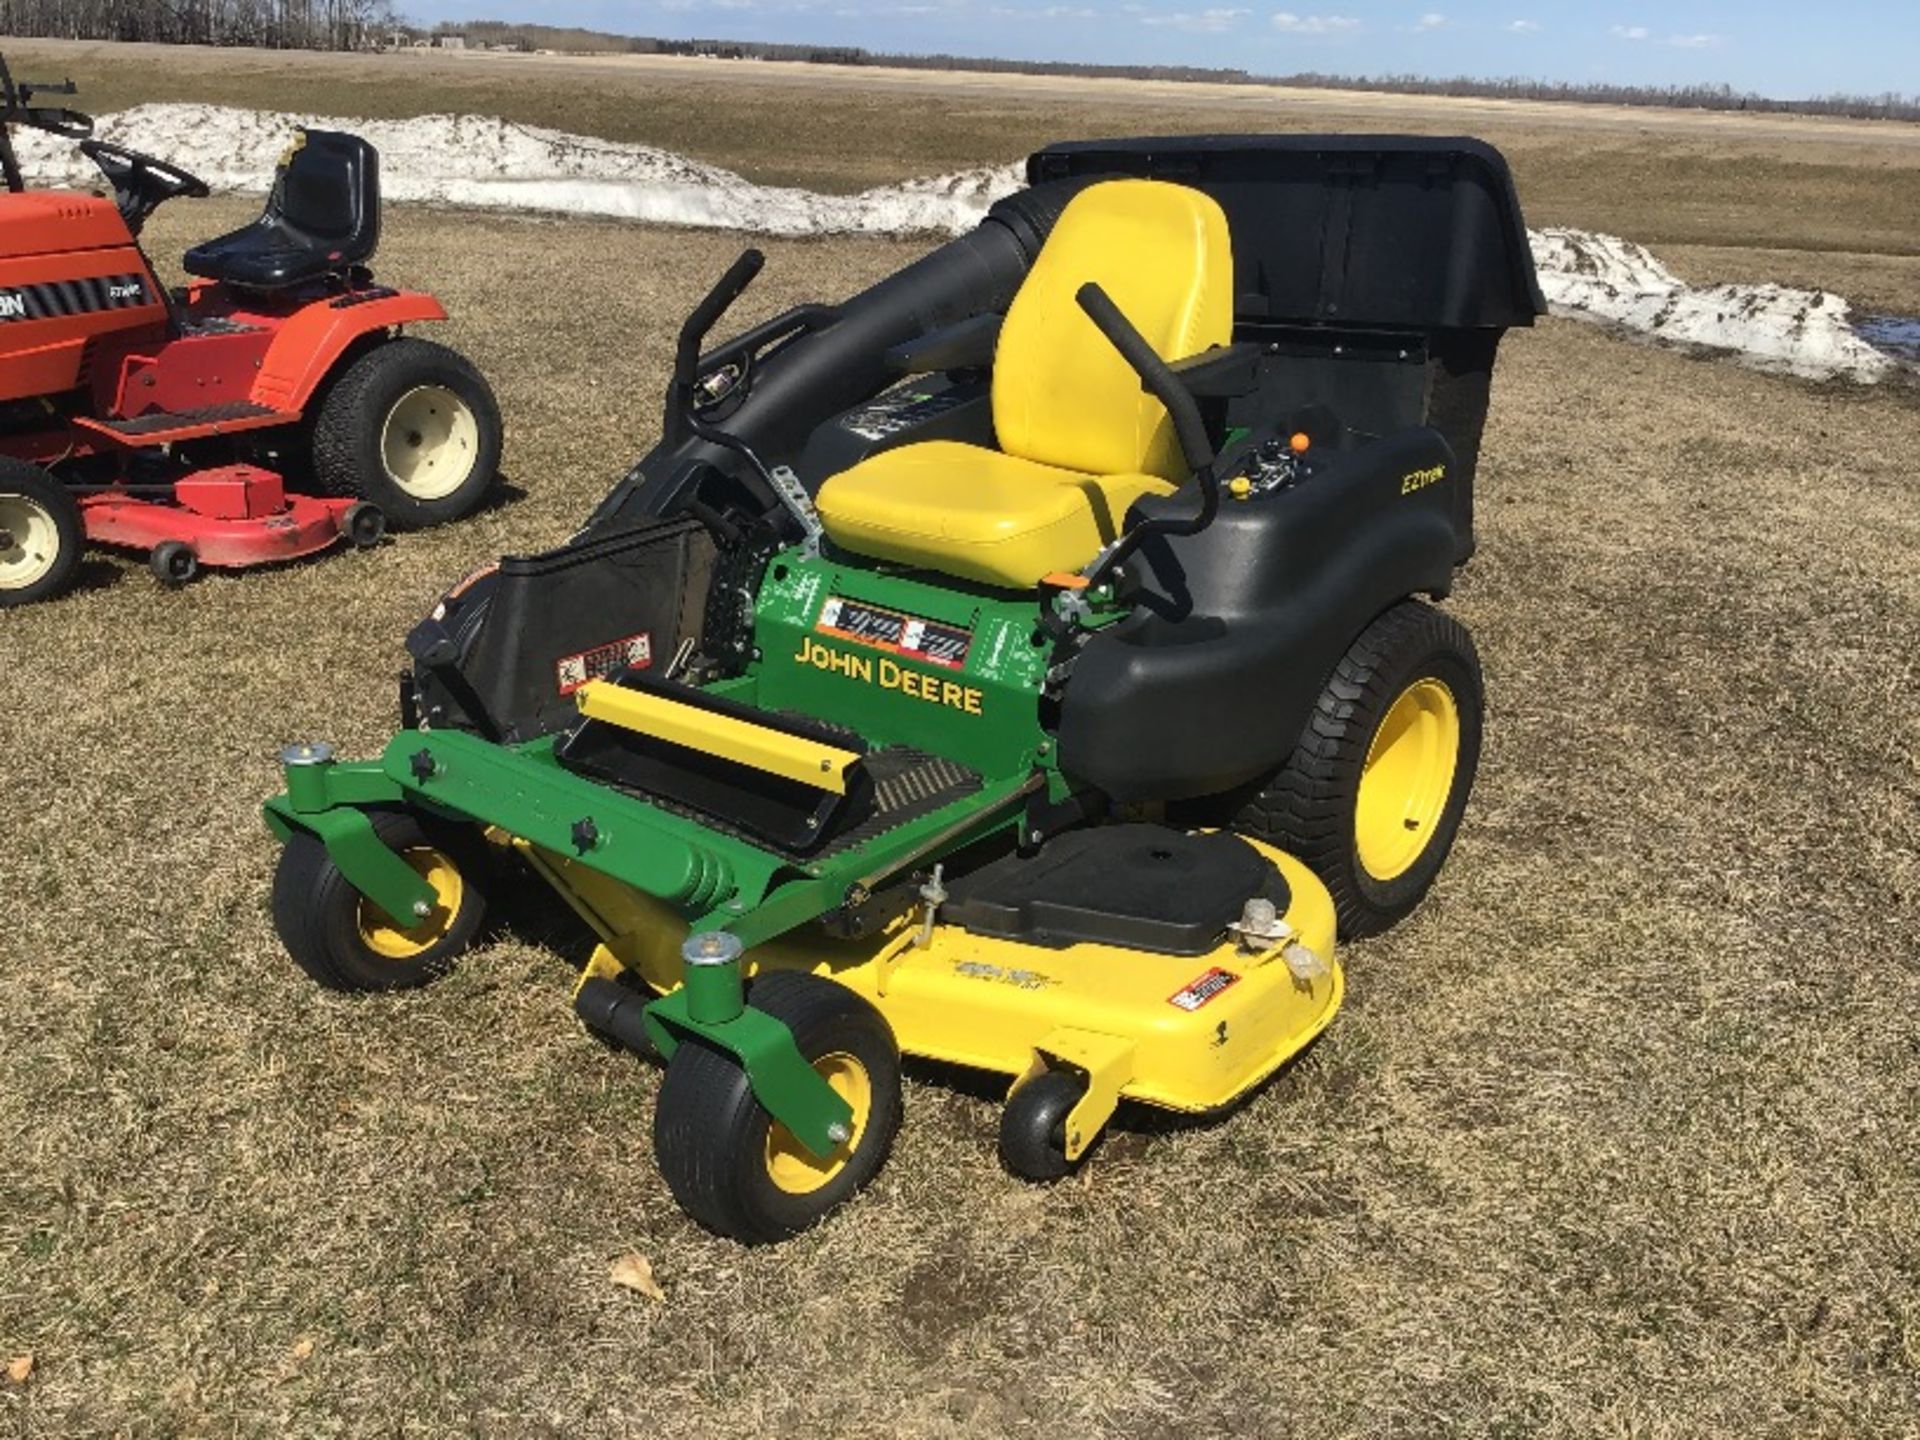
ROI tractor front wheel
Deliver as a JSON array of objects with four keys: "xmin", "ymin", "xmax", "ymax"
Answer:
[
  {"xmin": 654, "ymin": 972, "xmax": 902, "ymax": 1244},
  {"xmin": 1235, "ymin": 599, "xmax": 1484, "ymax": 939},
  {"xmin": 271, "ymin": 808, "xmax": 490, "ymax": 992},
  {"xmin": 308, "ymin": 338, "xmax": 502, "ymax": 530},
  {"xmin": 0, "ymin": 459, "xmax": 82, "ymax": 607}
]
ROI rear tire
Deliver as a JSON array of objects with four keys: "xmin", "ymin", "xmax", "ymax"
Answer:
[
  {"xmin": 654, "ymin": 972, "xmax": 901, "ymax": 1244},
  {"xmin": 1234, "ymin": 600, "xmax": 1483, "ymax": 939},
  {"xmin": 271, "ymin": 808, "xmax": 489, "ymax": 992},
  {"xmin": 0, "ymin": 459, "xmax": 82, "ymax": 607},
  {"xmin": 308, "ymin": 338, "xmax": 501, "ymax": 530}
]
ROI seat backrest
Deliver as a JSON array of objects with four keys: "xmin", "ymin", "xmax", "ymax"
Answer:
[
  {"xmin": 273, "ymin": 128, "xmax": 379, "ymax": 257},
  {"xmin": 992, "ymin": 179, "xmax": 1231, "ymax": 481}
]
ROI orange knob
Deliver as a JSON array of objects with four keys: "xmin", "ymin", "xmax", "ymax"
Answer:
[{"xmin": 1289, "ymin": 432, "xmax": 1312, "ymax": 454}]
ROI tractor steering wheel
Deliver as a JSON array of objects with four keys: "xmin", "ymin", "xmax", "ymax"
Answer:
[{"xmin": 78, "ymin": 138, "xmax": 210, "ymax": 235}]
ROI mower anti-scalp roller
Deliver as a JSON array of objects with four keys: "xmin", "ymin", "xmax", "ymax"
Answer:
[{"xmin": 263, "ymin": 133, "xmax": 1541, "ymax": 1243}]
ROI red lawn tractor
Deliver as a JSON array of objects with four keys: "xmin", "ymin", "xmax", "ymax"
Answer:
[{"xmin": 0, "ymin": 59, "xmax": 502, "ymax": 607}]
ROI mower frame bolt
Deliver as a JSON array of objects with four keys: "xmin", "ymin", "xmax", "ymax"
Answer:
[
  {"xmin": 408, "ymin": 748, "xmax": 437, "ymax": 782},
  {"xmin": 280, "ymin": 741, "xmax": 336, "ymax": 767},
  {"xmin": 570, "ymin": 817, "xmax": 600, "ymax": 854},
  {"xmin": 411, "ymin": 900, "xmax": 433, "ymax": 919},
  {"xmin": 682, "ymin": 930, "xmax": 745, "ymax": 967},
  {"xmin": 826, "ymin": 1121, "xmax": 851, "ymax": 1145}
]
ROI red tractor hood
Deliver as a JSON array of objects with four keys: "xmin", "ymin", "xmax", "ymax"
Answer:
[{"xmin": 0, "ymin": 190, "xmax": 133, "ymax": 259}]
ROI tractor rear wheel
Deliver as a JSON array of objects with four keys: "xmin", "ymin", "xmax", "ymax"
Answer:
[
  {"xmin": 0, "ymin": 459, "xmax": 82, "ymax": 607},
  {"xmin": 1235, "ymin": 600, "xmax": 1483, "ymax": 939},
  {"xmin": 308, "ymin": 338, "xmax": 501, "ymax": 530},
  {"xmin": 271, "ymin": 808, "xmax": 490, "ymax": 992},
  {"xmin": 654, "ymin": 972, "xmax": 901, "ymax": 1244}
]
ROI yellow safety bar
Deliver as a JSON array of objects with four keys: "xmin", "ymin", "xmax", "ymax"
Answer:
[{"xmin": 574, "ymin": 679, "xmax": 860, "ymax": 795}]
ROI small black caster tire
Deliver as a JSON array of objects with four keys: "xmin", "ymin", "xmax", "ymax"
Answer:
[
  {"xmin": 999, "ymin": 1069, "xmax": 1087, "ymax": 1182},
  {"xmin": 271, "ymin": 808, "xmax": 489, "ymax": 992},
  {"xmin": 654, "ymin": 971, "xmax": 901, "ymax": 1244},
  {"xmin": 149, "ymin": 540, "xmax": 198, "ymax": 587},
  {"xmin": 342, "ymin": 501, "xmax": 387, "ymax": 549},
  {"xmin": 0, "ymin": 458, "xmax": 83, "ymax": 607},
  {"xmin": 308, "ymin": 337, "xmax": 502, "ymax": 530}
]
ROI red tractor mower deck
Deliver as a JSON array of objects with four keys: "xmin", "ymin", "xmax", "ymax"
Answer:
[{"xmin": 0, "ymin": 57, "xmax": 502, "ymax": 605}]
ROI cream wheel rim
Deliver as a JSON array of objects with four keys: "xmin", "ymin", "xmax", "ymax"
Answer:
[
  {"xmin": 381, "ymin": 385, "xmax": 479, "ymax": 501},
  {"xmin": 0, "ymin": 494, "xmax": 62, "ymax": 591}
]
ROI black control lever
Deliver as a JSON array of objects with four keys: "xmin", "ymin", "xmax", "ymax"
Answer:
[
  {"xmin": 1073, "ymin": 281, "xmax": 1221, "ymax": 586},
  {"xmin": 666, "ymin": 247, "xmax": 765, "ymax": 449}
]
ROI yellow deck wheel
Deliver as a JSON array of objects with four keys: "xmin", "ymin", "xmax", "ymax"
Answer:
[
  {"xmin": 763, "ymin": 1052, "xmax": 873, "ymax": 1194},
  {"xmin": 356, "ymin": 846, "xmax": 466, "ymax": 959},
  {"xmin": 1354, "ymin": 677, "xmax": 1462, "ymax": 882}
]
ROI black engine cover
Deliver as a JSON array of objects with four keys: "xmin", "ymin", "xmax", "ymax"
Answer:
[{"xmin": 943, "ymin": 825, "xmax": 1288, "ymax": 955}]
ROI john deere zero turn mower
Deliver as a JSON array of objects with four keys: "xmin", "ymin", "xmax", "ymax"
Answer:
[
  {"xmin": 0, "ymin": 57, "xmax": 501, "ymax": 605},
  {"xmin": 265, "ymin": 136, "xmax": 1542, "ymax": 1242}
]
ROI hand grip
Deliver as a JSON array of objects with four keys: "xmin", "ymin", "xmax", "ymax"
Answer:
[
  {"xmin": 669, "ymin": 248, "xmax": 765, "ymax": 447},
  {"xmin": 1075, "ymin": 281, "xmax": 1214, "ymax": 473},
  {"xmin": 677, "ymin": 248, "xmax": 766, "ymax": 383}
]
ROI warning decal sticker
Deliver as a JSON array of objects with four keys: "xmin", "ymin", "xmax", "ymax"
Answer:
[
  {"xmin": 1167, "ymin": 967, "xmax": 1239, "ymax": 1012},
  {"xmin": 556, "ymin": 631, "xmax": 652, "ymax": 696}
]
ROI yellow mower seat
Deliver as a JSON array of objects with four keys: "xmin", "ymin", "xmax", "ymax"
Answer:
[{"xmin": 816, "ymin": 178, "xmax": 1232, "ymax": 589}]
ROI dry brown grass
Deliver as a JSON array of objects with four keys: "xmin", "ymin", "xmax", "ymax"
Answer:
[{"xmin": 2, "ymin": 56, "xmax": 1919, "ymax": 1440}]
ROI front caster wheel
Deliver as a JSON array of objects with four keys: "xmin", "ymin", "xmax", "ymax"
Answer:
[
  {"xmin": 271, "ymin": 808, "xmax": 489, "ymax": 992},
  {"xmin": 341, "ymin": 500, "xmax": 387, "ymax": 549},
  {"xmin": 653, "ymin": 972, "xmax": 902, "ymax": 1244},
  {"xmin": 0, "ymin": 459, "xmax": 82, "ymax": 607},
  {"xmin": 999, "ymin": 1069, "xmax": 1087, "ymax": 1182}
]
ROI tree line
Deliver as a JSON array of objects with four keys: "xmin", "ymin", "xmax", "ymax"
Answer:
[
  {"xmin": 0, "ymin": 0, "xmax": 395, "ymax": 50},
  {"xmin": 1, "ymin": 8, "xmax": 1914, "ymax": 122}
]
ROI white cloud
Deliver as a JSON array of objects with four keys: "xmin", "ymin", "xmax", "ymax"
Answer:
[
  {"xmin": 1506, "ymin": 18, "xmax": 1539, "ymax": 32},
  {"xmin": 1271, "ymin": 11, "xmax": 1361, "ymax": 33},
  {"xmin": 1414, "ymin": 11, "xmax": 1445, "ymax": 28},
  {"xmin": 1666, "ymin": 31, "xmax": 1721, "ymax": 48},
  {"xmin": 1140, "ymin": 6, "xmax": 1249, "ymax": 30},
  {"xmin": 1609, "ymin": 23, "xmax": 1650, "ymax": 40}
]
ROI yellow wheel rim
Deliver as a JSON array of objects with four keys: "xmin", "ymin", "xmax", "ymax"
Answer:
[
  {"xmin": 355, "ymin": 846, "xmax": 464, "ymax": 960},
  {"xmin": 380, "ymin": 385, "xmax": 480, "ymax": 501},
  {"xmin": 764, "ymin": 1052, "xmax": 871, "ymax": 1195},
  {"xmin": 1354, "ymin": 677, "xmax": 1461, "ymax": 883},
  {"xmin": 0, "ymin": 493, "xmax": 61, "ymax": 591}
]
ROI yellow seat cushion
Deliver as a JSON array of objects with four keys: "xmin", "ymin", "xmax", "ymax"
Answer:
[
  {"xmin": 816, "ymin": 178, "xmax": 1232, "ymax": 589},
  {"xmin": 815, "ymin": 440, "xmax": 1174, "ymax": 589}
]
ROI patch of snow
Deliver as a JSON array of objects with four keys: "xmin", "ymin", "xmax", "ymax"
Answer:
[
  {"xmin": 1529, "ymin": 227, "xmax": 1894, "ymax": 383},
  {"xmin": 14, "ymin": 103, "xmax": 1022, "ymax": 237},
  {"xmin": 17, "ymin": 104, "xmax": 1904, "ymax": 383}
]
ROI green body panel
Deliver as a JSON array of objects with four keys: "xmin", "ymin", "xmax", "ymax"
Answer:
[
  {"xmin": 751, "ymin": 549, "xmax": 1053, "ymax": 776},
  {"xmin": 260, "ymin": 547, "xmax": 1076, "ymax": 1142}
]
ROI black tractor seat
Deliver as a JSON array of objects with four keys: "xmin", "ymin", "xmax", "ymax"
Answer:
[{"xmin": 183, "ymin": 128, "xmax": 379, "ymax": 291}]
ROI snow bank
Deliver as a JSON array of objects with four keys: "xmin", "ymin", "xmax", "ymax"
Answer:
[
  {"xmin": 1529, "ymin": 228, "xmax": 1893, "ymax": 383},
  {"xmin": 13, "ymin": 102, "xmax": 1020, "ymax": 237},
  {"xmin": 17, "ymin": 103, "xmax": 1906, "ymax": 382}
]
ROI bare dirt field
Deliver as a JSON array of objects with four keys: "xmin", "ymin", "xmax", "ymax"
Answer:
[{"xmin": 2, "ymin": 42, "xmax": 1918, "ymax": 1439}]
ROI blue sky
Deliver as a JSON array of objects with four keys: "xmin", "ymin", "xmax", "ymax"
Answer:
[{"xmin": 403, "ymin": 0, "xmax": 1920, "ymax": 99}]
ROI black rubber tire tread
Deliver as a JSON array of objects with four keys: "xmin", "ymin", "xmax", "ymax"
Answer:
[
  {"xmin": 271, "ymin": 807, "xmax": 489, "ymax": 992},
  {"xmin": 306, "ymin": 336, "xmax": 502, "ymax": 530},
  {"xmin": 998, "ymin": 1069, "xmax": 1087, "ymax": 1182},
  {"xmin": 0, "ymin": 457, "xmax": 82, "ymax": 607},
  {"xmin": 1234, "ymin": 599, "xmax": 1483, "ymax": 940},
  {"xmin": 654, "ymin": 971, "xmax": 902, "ymax": 1245}
]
